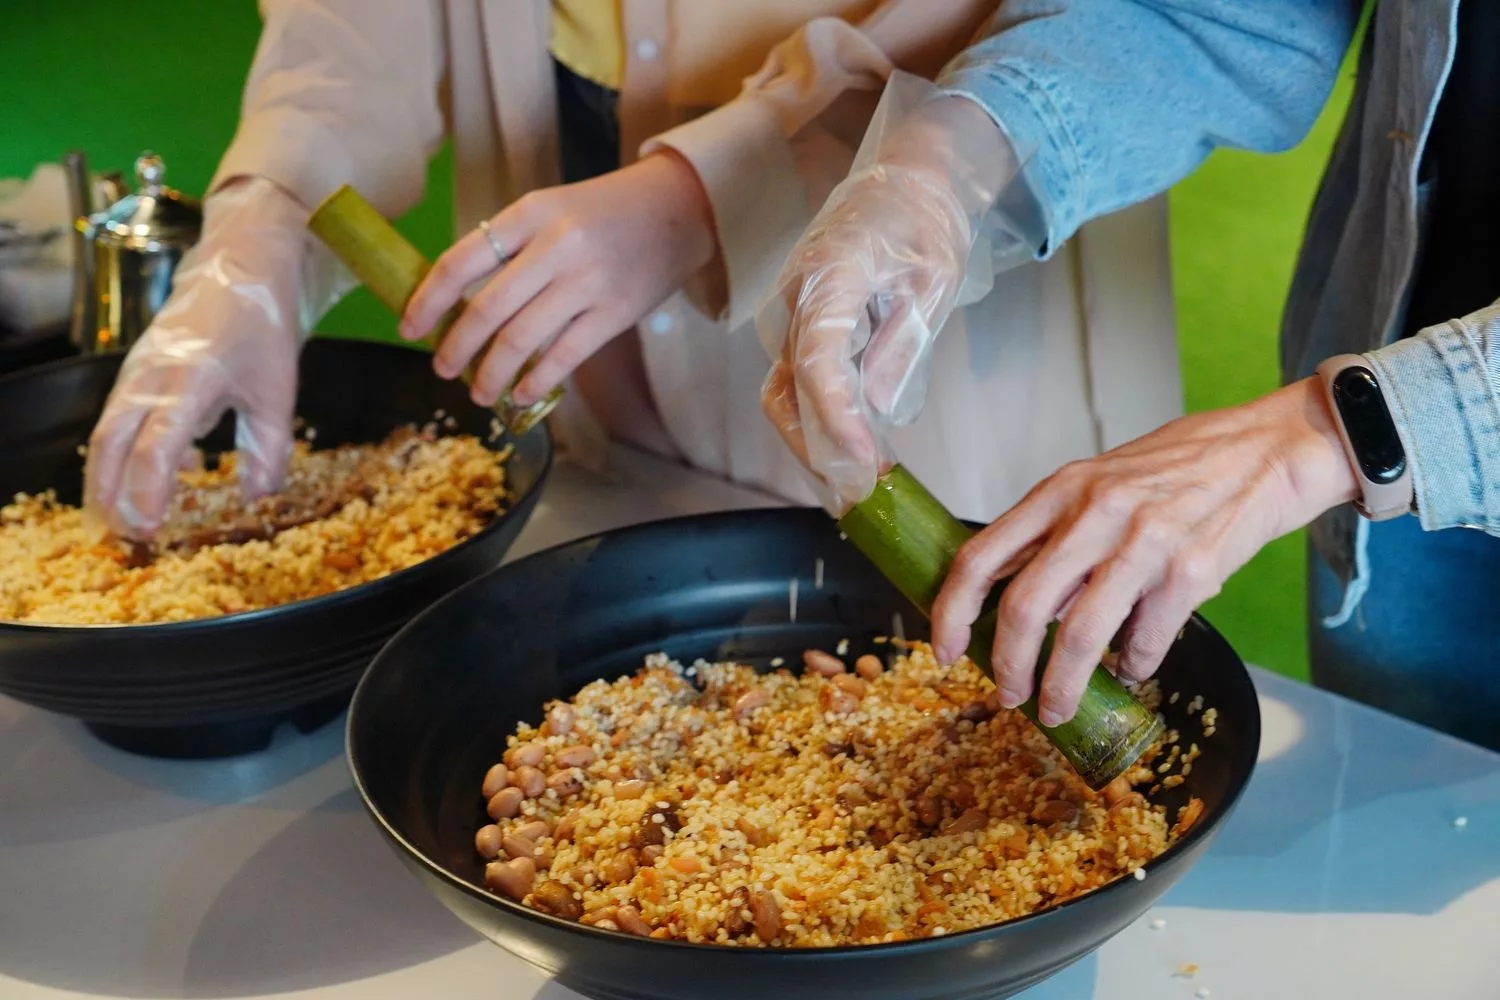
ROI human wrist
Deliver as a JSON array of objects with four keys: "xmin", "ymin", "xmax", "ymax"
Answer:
[
  {"xmin": 637, "ymin": 149, "xmax": 718, "ymax": 277},
  {"xmin": 1265, "ymin": 377, "xmax": 1361, "ymax": 528},
  {"xmin": 878, "ymin": 96, "xmax": 1019, "ymax": 221}
]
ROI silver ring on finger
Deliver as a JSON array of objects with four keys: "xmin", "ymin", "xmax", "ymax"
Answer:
[{"xmin": 477, "ymin": 218, "xmax": 511, "ymax": 268}]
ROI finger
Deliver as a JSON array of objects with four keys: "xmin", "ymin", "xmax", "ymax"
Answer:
[
  {"xmin": 860, "ymin": 298, "xmax": 933, "ymax": 423},
  {"xmin": 402, "ymin": 209, "xmax": 534, "ymax": 341},
  {"xmin": 788, "ymin": 267, "xmax": 881, "ymax": 476},
  {"xmin": 1115, "ymin": 588, "xmax": 1198, "ymax": 684},
  {"xmin": 432, "ymin": 243, "xmax": 552, "ymax": 381},
  {"xmin": 469, "ymin": 281, "xmax": 582, "ymax": 405},
  {"xmin": 761, "ymin": 360, "xmax": 812, "ymax": 469},
  {"xmin": 1038, "ymin": 554, "xmax": 1155, "ymax": 725},
  {"xmin": 234, "ymin": 400, "xmax": 297, "ymax": 501},
  {"xmin": 512, "ymin": 309, "xmax": 621, "ymax": 405},
  {"xmin": 930, "ymin": 492, "xmax": 1065, "ymax": 665},
  {"xmin": 117, "ymin": 405, "xmax": 219, "ymax": 538},
  {"xmin": 990, "ymin": 505, "xmax": 1128, "ymax": 718},
  {"xmin": 84, "ymin": 404, "xmax": 150, "ymax": 534}
]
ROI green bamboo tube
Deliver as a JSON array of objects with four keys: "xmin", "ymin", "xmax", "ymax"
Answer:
[
  {"xmin": 306, "ymin": 185, "xmax": 561, "ymax": 436},
  {"xmin": 837, "ymin": 465, "xmax": 1164, "ymax": 789}
]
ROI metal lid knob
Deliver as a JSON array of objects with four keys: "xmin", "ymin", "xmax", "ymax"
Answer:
[
  {"xmin": 134, "ymin": 152, "xmax": 165, "ymax": 192},
  {"xmin": 89, "ymin": 150, "xmax": 202, "ymax": 251}
]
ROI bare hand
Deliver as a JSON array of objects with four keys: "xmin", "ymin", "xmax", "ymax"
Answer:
[
  {"xmin": 931, "ymin": 378, "xmax": 1359, "ymax": 725},
  {"xmin": 401, "ymin": 150, "xmax": 716, "ymax": 407}
]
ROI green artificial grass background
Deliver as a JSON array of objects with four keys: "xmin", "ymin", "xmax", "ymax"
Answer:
[{"xmin": 2, "ymin": 3, "xmax": 1363, "ymax": 680}]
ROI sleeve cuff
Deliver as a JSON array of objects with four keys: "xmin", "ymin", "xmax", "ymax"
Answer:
[
  {"xmin": 211, "ymin": 106, "xmax": 428, "ymax": 220},
  {"xmin": 645, "ymin": 97, "xmax": 810, "ymax": 332},
  {"xmin": 939, "ymin": 63, "xmax": 1085, "ymax": 259},
  {"xmin": 1367, "ymin": 319, "xmax": 1500, "ymax": 532}
]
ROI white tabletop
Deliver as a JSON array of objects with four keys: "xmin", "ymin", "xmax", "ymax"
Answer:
[{"xmin": 2, "ymin": 448, "xmax": 1496, "ymax": 1000}]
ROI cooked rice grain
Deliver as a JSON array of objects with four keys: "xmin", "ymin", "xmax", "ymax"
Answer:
[
  {"xmin": 0, "ymin": 428, "xmax": 507, "ymax": 624},
  {"xmin": 477, "ymin": 644, "xmax": 1190, "ymax": 947}
]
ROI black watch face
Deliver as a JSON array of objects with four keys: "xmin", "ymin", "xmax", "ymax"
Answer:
[{"xmin": 1330, "ymin": 366, "xmax": 1406, "ymax": 483}]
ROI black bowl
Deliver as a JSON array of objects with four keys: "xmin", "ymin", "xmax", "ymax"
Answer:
[
  {"xmin": 0, "ymin": 338, "xmax": 551, "ymax": 758},
  {"xmin": 348, "ymin": 509, "xmax": 1260, "ymax": 1000}
]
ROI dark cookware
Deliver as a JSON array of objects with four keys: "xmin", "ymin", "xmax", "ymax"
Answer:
[
  {"xmin": 348, "ymin": 508, "xmax": 1259, "ymax": 1000},
  {"xmin": 0, "ymin": 338, "xmax": 551, "ymax": 758}
]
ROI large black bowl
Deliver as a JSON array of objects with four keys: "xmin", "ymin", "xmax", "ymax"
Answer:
[
  {"xmin": 0, "ymin": 338, "xmax": 551, "ymax": 758},
  {"xmin": 349, "ymin": 509, "xmax": 1260, "ymax": 1000}
]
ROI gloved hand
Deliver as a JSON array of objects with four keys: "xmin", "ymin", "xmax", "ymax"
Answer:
[
  {"xmin": 756, "ymin": 74, "xmax": 1032, "ymax": 514},
  {"xmin": 84, "ymin": 176, "xmax": 350, "ymax": 539}
]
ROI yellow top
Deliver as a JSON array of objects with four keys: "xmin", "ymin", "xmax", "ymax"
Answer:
[{"xmin": 550, "ymin": 0, "xmax": 625, "ymax": 91}]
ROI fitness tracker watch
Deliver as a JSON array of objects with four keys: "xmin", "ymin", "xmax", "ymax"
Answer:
[{"xmin": 1314, "ymin": 354, "xmax": 1413, "ymax": 521}]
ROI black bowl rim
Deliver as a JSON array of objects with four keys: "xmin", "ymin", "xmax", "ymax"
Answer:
[
  {"xmin": 0, "ymin": 345, "xmax": 555, "ymax": 635},
  {"xmin": 346, "ymin": 507, "xmax": 1263, "ymax": 960}
]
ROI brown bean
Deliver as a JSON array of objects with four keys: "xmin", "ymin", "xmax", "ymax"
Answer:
[
  {"xmin": 502, "ymin": 832, "xmax": 539, "ymax": 862},
  {"xmin": 1032, "ymin": 799, "xmax": 1080, "ymax": 825},
  {"xmin": 515, "ymin": 820, "xmax": 550, "ymax": 843},
  {"xmin": 724, "ymin": 887, "xmax": 751, "ymax": 936},
  {"xmin": 615, "ymin": 905, "xmax": 653, "ymax": 937},
  {"xmin": 505, "ymin": 743, "xmax": 545, "ymax": 769},
  {"xmin": 532, "ymin": 880, "xmax": 582, "ymax": 920},
  {"xmin": 832, "ymin": 673, "xmax": 868, "ymax": 698},
  {"xmin": 640, "ymin": 844, "xmax": 664, "ymax": 863},
  {"xmin": 601, "ymin": 848, "xmax": 640, "ymax": 884},
  {"xmin": 749, "ymin": 888, "xmax": 782, "ymax": 941},
  {"xmin": 819, "ymin": 685, "xmax": 860, "ymax": 716},
  {"xmin": 854, "ymin": 654, "xmax": 884, "ymax": 680},
  {"xmin": 733, "ymin": 688, "xmax": 769, "ymax": 720},
  {"xmin": 984, "ymin": 687, "xmax": 1009, "ymax": 715},
  {"xmin": 553, "ymin": 810, "xmax": 580, "ymax": 842},
  {"xmin": 545, "ymin": 703, "xmax": 575, "ymax": 737},
  {"xmin": 943, "ymin": 808, "xmax": 987, "ymax": 836},
  {"xmin": 486, "ymin": 786, "xmax": 524, "ymax": 820},
  {"xmin": 484, "ymin": 856, "xmax": 536, "ymax": 900},
  {"xmin": 475, "ymin": 824, "xmax": 505, "ymax": 859},
  {"xmin": 513, "ymin": 765, "xmax": 546, "ymax": 798},
  {"xmin": 481, "ymin": 763, "xmax": 511, "ymax": 799},
  {"xmin": 612, "ymin": 778, "xmax": 649, "ymax": 799},
  {"xmin": 555, "ymin": 745, "xmax": 597, "ymax": 769},
  {"xmin": 914, "ymin": 793, "xmax": 941, "ymax": 829},
  {"xmin": 803, "ymin": 649, "xmax": 846, "ymax": 677},
  {"xmin": 547, "ymin": 768, "xmax": 585, "ymax": 798},
  {"xmin": 639, "ymin": 803, "xmax": 682, "ymax": 846},
  {"xmin": 959, "ymin": 699, "xmax": 994, "ymax": 723}
]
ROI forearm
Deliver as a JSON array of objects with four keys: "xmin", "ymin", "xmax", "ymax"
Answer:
[{"xmin": 212, "ymin": 0, "xmax": 448, "ymax": 220}]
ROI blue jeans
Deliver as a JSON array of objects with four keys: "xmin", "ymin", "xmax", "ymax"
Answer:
[{"xmin": 1309, "ymin": 516, "xmax": 1500, "ymax": 752}]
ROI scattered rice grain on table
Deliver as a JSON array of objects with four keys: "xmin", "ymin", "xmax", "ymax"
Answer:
[
  {"xmin": 474, "ymin": 643, "xmax": 1201, "ymax": 947},
  {"xmin": 0, "ymin": 426, "xmax": 508, "ymax": 624}
]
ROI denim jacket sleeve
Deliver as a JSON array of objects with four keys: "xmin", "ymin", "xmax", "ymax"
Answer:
[
  {"xmin": 935, "ymin": 0, "xmax": 1358, "ymax": 255},
  {"xmin": 1368, "ymin": 308, "xmax": 1500, "ymax": 534}
]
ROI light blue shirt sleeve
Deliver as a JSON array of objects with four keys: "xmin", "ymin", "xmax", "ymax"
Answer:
[
  {"xmin": 938, "ymin": 0, "xmax": 1358, "ymax": 255},
  {"xmin": 1369, "ymin": 308, "xmax": 1500, "ymax": 534}
]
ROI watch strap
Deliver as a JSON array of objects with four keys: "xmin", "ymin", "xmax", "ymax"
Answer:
[{"xmin": 1315, "ymin": 354, "xmax": 1413, "ymax": 522}]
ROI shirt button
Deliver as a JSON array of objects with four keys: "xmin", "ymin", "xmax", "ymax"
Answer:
[
  {"xmin": 646, "ymin": 311, "xmax": 673, "ymax": 335},
  {"xmin": 634, "ymin": 37, "xmax": 660, "ymax": 61}
]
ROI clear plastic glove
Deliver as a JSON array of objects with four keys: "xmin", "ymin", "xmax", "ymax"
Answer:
[
  {"xmin": 84, "ymin": 176, "xmax": 350, "ymax": 539},
  {"xmin": 756, "ymin": 73, "xmax": 1034, "ymax": 515}
]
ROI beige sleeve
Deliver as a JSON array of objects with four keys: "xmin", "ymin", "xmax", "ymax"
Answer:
[
  {"xmin": 644, "ymin": 2, "xmax": 1001, "ymax": 331},
  {"xmin": 210, "ymin": 0, "xmax": 449, "ymax": 219}
]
